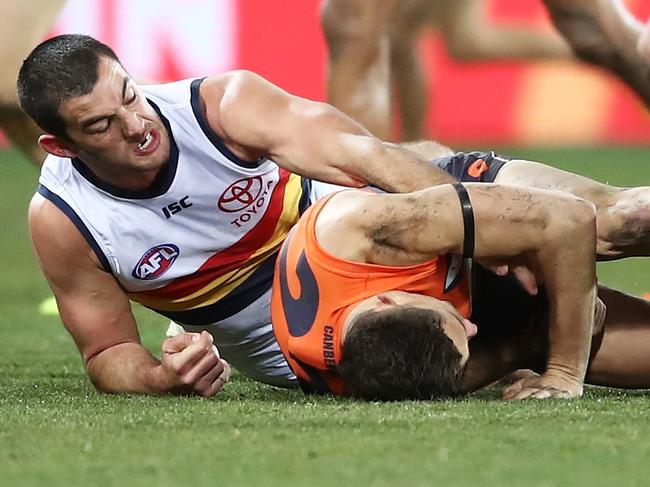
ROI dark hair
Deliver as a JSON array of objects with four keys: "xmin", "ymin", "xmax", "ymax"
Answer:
[
  {"xmin": 338, "ymin": 306, "xmax": 464, "ymax": 401},
  {"xmin": 17, "ymin": 34, "xmax": 120, "ymax": 139}
]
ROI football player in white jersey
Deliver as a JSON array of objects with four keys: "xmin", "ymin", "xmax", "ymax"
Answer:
[
  {"xmin": 17, "ymin": 35, "xmax": 650, "ymax": 399},
  {"xmin": 18, "ymin": 34, "xmax": 457, "ymax": 397}
]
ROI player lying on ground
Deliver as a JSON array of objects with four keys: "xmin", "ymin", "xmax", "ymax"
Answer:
[
  {"xmin": 271, "ymin": 150, "xmax": 650, "ymax": 400},
  {"xmin": 19, "ymin": 34, "xmax": 457, "ymax": 397}
]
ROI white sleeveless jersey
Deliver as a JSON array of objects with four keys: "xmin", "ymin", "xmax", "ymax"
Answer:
[{"xmin": 38, "ymin": 77, "xmax": 342, "ymax": 387}]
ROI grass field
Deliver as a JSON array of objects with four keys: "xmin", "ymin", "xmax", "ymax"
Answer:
[{"xmin": 1, "ymin": 146, "xmax": 649, "ymax": 487}]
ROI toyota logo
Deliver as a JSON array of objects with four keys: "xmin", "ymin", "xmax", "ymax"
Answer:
[{"xmin": 217, "ymin": 176, "xmax": 263, "ymax": 213}]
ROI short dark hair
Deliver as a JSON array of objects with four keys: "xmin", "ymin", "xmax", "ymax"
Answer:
[
  {"xmin": 338, "ymin": 306, "xmax": 464, "ymax": 401},
  {"xmin": 17, "ymin": 34, "xmax": 120, "ymax": 139}
]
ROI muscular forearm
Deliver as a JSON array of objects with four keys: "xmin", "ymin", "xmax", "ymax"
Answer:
[
  {"xmin": 534, "ymin": 204, "xmax": 598, "ymax": 385},
  {"xmin": 279, "ymin": 135, "xmax": 457, "ymax": 192},
  {"xmin": 85, "ymin": 342, "xmax": 176, "ymax": 395},
  {"xmin": 357, "ymin": 141, "xmax": 457, "ymax": 192},
  {"xmin": 460, "ymin": 185, "xmax": 598, "ymax": 387}
]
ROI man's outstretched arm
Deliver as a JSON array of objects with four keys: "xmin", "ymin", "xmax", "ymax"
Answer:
[
  {"xmin": 198, "ymin": 71, "xmax": 456, "ymax": 193},
  {"xmin": 329, "ymin": 183, "xmax": 599, "ymax": 399}
]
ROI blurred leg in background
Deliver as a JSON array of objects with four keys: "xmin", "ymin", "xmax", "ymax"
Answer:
[
  {"xmin": 543, "ymin": 0, "xmax": 650, "ymax": 108},
  {"xmin": 321, "ymin": 0, "xmax": 399, "ymax": 140},
  {"xmin": 321, "ymin": 0, "xmax": 571, "ymax": 141},
  {"xmin": 0, "ymin": 0, "xmax": 66, "ymax": 166}
]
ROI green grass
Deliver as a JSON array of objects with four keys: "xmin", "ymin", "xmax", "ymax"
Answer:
[{"xmin": 0, "ymin": 147, "xmax": 649, "ymax": 487}]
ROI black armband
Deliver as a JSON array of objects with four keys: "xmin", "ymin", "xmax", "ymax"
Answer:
[{"xmin": 452, "ymin": 183, "xmax": 475, "ymax": 259}]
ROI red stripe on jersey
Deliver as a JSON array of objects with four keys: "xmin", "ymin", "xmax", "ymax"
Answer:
[{"xmin": 134, "ymin": 169, "xmax": 293, "ymax": 300}]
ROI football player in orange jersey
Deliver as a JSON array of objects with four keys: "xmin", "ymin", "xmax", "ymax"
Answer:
[
  {"xmin": 272, "ymin": 173, "xmax": 599, "ymax": 400},
  {"xmin": 272, "ymin": 148, "xmax": 650, "ymax": 401}
]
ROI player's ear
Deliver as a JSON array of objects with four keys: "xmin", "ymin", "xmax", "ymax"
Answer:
[{"xmin": 38, "ymin": 134, "xmax": 78, "ymax": 158}]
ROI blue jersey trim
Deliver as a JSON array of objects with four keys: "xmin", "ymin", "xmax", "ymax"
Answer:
[
  {"xmin": 37, "ymin": 184, "xmax": 113, "ymax": 273},
  {"xmin": 152, "ymin": 251, "xmax": 278, "ymax": 325},
  {"xmin": 189, "ymin": 77, "xmax": 265, "ymax": 169},
  {"xmin": 71, "ymin": 98, "xmax": 179, "ymax": 200},
  {"xmin": 298, "ymin": 177, "xmax": 312, "ymax": 215}
]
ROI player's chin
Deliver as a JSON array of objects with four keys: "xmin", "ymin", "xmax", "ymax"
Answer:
[{"xmin": 130, "ymin": 153, "xmax": 167, "ymax": 172}]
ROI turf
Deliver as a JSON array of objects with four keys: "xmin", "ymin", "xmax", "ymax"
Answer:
[{"xmin": 0, "ymin": 147, "xmax": 649, "ymax": 487}]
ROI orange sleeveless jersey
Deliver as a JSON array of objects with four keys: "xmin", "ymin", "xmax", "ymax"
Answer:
[{"xmin": 271, "ymin": 192, "xmax": 471, "ymax": 395}]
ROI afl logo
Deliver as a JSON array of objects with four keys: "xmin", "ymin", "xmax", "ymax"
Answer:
[
  {"xmin": 132, "ymin": 244, "xmax": 180, "ymax": 280},
  {"xmin": 218, "ymin": 176, "xmax": 263, "ymax": 213}
]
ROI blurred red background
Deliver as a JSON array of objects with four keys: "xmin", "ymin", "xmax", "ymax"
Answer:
[{"xmin": 26, "ymin": 0, "xmax": 650, "ymax": 145}]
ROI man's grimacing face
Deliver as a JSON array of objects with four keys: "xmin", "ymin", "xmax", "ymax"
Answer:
[
  {"xmin": 52, "ymin": 56, "xmax": 170, "ymax": 186},
  {"xmin": 344, "ymin": 290, "xmax": 478, "ymax": 366}
]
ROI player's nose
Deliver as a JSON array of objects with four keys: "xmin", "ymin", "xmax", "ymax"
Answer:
[{"xmin": 122, "ymin": 110, "xmax": 145, "ymax": 140}]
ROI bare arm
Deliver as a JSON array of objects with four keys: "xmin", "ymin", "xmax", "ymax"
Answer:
[
  {"xmin": 326, "ymin": 183, "xmax": 598, "ymax": 397},
  {"xmin": 29, "ymin": 195, "xmax": 226, "ymax": 396},
  {"xmin": 197, "ymin": 71, "xmax": 456, "ymax": 192}
]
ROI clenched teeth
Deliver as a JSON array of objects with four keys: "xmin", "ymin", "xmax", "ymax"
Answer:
[{"xmin": 139, "ymin": 132, "xmax": 153, "ymax": 150}]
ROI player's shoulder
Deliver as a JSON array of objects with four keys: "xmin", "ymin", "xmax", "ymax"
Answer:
[
  {"xmin": 200, "ymin": 70, "xmax": 277, "ymax": 101},
  {"xmin": 318, "ymin": 189, "xmax": 388, "ymax": 229},
  {"xmin": 140, "ymin": 78, "xmax": 198, "ymax": 107},
  {"xmin": 28, "ymin": 191, "xmax": 76, "ymax": 236},
  {"xmin": 319, "ymin": 188, "xmax": 395, "ymax": 226},
  {"xmin": 313, "ymin": 189, "xmax": 377, "ymax": 260},
  {"xmin": 28, "ymin": 190, "xmax": 95, "ymax": 261},
  {"xmin": 199, "ymin": 69, "xmax": 263, "ymax": 89}
]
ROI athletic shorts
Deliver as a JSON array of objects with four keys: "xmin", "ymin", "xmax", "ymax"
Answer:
[
  {"xmin": 470, "ymin": 264, "xmax": 548, "ymax": 339},
  {"xmin": 432, "ymin": 151, "xmax": 512, "ymax": 183}
]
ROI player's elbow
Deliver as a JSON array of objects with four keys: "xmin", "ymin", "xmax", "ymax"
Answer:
[
  {"xmin": 84, "ymin": 358, "xmax": 111, "ymax": 393},
  {"xmin": 567, "ymin": 198, "xmax": 597, "ymax": 229},
  {"xmin": 550, "ymin": 197, "xmax": 597, "ymax": 241},
  {"xmin": 83, "ymin": 347, "xmax": 118, "ymax": 394}
]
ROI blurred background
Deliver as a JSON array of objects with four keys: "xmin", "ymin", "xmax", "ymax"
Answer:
[{"xmin": 2, "ymin": 0, "xmax": 646, "ymax": 147}]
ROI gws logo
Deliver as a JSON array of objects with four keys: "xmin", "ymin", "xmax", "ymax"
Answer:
[{"xmin": 132, "ymin": 244, "xmax": 180, "ymax": 280}]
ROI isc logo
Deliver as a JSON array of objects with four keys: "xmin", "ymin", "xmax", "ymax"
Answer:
[
  {"xmin": 132, "ymin": 244, "xmax": 180, "ymax": 280},
  {"xmin": 161, "ymin": 196, "xmax": 192, "ymax": 219}
]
